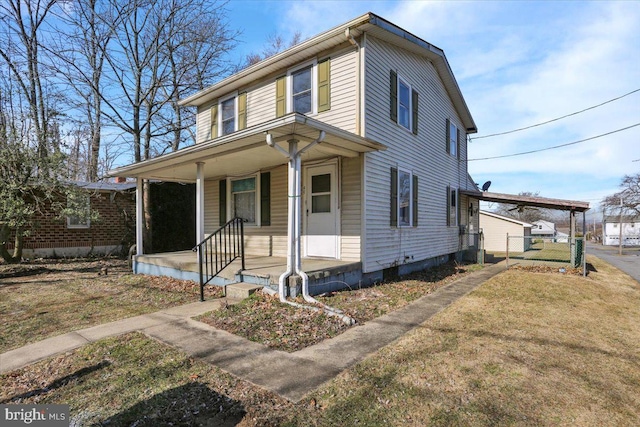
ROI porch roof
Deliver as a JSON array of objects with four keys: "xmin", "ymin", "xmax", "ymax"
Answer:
[
  {"xmin": 108, "ymin": 113, "xmax": 386, "ymax": 182},
  {"xmin": 461, "ymin": 190, "xmax": 590, "ymax": 212}
]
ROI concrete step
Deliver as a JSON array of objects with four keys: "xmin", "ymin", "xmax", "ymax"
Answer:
[{"xmin": 225, "ymin": 282, "xmax": 263, "ymax": 299}]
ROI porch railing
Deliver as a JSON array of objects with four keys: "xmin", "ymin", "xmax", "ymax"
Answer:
[{"xmin": 193, "ymin": 217, "xmax": 245, "ymax": 301}]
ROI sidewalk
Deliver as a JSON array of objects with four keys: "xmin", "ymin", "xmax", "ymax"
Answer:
[{"xmin": 1, "ymin": 262, "xmax": 506, "ymax": 402}]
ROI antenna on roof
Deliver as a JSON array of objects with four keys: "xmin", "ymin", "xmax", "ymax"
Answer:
[{"xmin": 481, "ymin": 181, "xmax": 491, "ymax": 192}]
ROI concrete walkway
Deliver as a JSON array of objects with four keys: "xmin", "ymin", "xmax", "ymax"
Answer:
[{"xmin": 0, "ymin": 262, "xmax": 506, "ymax": 402}]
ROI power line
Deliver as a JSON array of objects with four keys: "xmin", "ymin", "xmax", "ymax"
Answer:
[
  {"xmin": 470, "ymin": 88, "xmax": 640, "ymax": 140},
  {"xmin": 468, "ymin": 123, "xmax": 640, "ymax": 161}
]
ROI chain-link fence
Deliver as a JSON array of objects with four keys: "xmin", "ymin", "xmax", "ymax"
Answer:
[{"xmin": 505, "ymin": 235, "xmax": 584, "ymax": 269}]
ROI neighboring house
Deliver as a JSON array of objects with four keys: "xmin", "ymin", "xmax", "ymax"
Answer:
[
  {"xmin": 110, "ymin": 13, "xmax": 482, "ymax": 293},
  {"xmin": 480, "ymin": 211, "xmax": 532, "ymax": 252},
  {"xmin": 603, "ymin": 216, "xmax": 640, "ymax": 246},
  {"xmin": 5, "ymin": 181, "xmax": 136, "ymax": 258},
  {"xmin": 531, "ymin": 220, "xmax": 556, "ymax": 239}
]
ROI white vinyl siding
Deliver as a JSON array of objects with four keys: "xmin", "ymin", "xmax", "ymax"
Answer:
[
  {"xmin": 316, "ymin": 48, "xmax": 358, "ymax": 133},
  {"xmin": 361, "ymin": 34, "xmax": 468, "ymax": 273},
  {"xmin": 340, "ymin": 156, "xmax": 361, "ymax": 261},
  {"xmin": 204, "ymin": 166, "xmax": 289, "ymax": 257}
]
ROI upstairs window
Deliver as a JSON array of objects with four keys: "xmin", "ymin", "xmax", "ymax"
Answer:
[
  {"xmin": 292, "ymin": 65, "xmax": 312, "ymax": 114},
  {"xmin": 210, "ymin": 92, "xmax": 246, "ymax": 139},
  {"xmin": 221, "ymin": 97, "xmax": 235, "ymax": 136},
  {"xmin": 390, "ymin": 70, "xmax": 418, "ymax": 134},
  {"xmin": 446, "ymin": 119, "xmax": 459, "ymax": 158}
]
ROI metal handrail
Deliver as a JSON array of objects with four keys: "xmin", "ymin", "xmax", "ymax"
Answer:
[{"xmin": 192, "ymin": 217, "xmax": 245, "ymax": 301}]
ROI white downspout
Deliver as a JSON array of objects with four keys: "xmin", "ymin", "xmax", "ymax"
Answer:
[{"xmin": 266, "ymin": 131, "xmax": 354, "ymax": 325}]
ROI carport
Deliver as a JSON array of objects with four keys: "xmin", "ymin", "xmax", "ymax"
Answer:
[{"xmin": 460, "ymin": 190, "xmax": 590, "ymax": 274}]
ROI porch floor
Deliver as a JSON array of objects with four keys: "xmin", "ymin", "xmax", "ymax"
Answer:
[{"xmin": 134, "ymin": 250, "xmax": 361, "ymax": 287}]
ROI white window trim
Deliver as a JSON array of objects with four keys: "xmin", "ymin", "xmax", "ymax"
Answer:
[
  {"xmin": 217, "ymin": 91, "xmax": 239, "ymax": 137},
  {"xmin": 227, "ymin": 173, "xmax": 261, "ymax": 227},
  {"xmin": 449, "ymin": 120, "xmax": 458, "ymax": 157},
  {"xmin": 287, "ymin": 59, "xmax": 318, "ymax": 116},
  {"xmin": 397, "ymin": 168, "xmax": 413, "ymax": 227},
  {"xmin": 67, "ymin": 196, "xmax": 91, "ymax": 229},
  {"xmin": 397, "ymin": 75, "xmax": 412, "ymax": 132}
]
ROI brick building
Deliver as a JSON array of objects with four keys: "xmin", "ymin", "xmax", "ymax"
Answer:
[{"xmin": 5, "ymin": 181, "xmax": 136, "ymax": 258}]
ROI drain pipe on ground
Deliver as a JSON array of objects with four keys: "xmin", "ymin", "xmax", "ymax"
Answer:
[{"xmin": 266, "ymin": 131, "xmax": 355, "ymax": 326}]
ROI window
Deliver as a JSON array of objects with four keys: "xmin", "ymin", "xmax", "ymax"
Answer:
[
  {"xmin": 220, "ymin": 97, "xmax": 235, "ymax": 136},
  {"xmin": 398, "ymin": 78, "xmax": 411, "ymax": 130},
  {"xmin": 230, "ymin": 177, "xmax": 256, "ymax": 224},
  {"xmin": 219, "ymin": 172, "xmax": 270, "ymax": 227},
  {"xmin": 389, "ymin": 70, "xmax": 418, "ymax": 134},
  {"xmin": 210, "ymin": 92, "xmax": 246, "ymax": 139},
  {"xmin": 447, "ymin": 186, "xmax": 458, "ymax": 226},
  {"xmin": 390, "ymin": 167, "xmax": 418, "ymax": 227},
  {"xmin": 447, "ymin": 119, "xmax": 458, "ymax": 157},
  {"xmin": 67, "ymin": 196, "xmax": 90, "ymax": 229},
  {"xmin": 311, "ymin": 174, "xmax": 331, "ymax": 213},
  {"xmin": 275, "ymin": 59, "xmax": 331, "ymax": 118},
  {"xmin": 292, "ymin": 65, "xmax": 312, "ymax": 114}
]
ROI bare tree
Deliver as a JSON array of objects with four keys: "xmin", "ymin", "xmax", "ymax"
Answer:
[
  {"xmin": 244, "ymin": 31, "xmax": 302, "ymax": 67},
  {"xmin": 0, "ymin": 0, "xmax": 59, "ymax": 162},
  {"xmin": 601, "ymin": 174, "xmax": 640, "ymax": 219}
]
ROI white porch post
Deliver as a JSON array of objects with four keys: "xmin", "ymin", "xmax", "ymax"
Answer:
[
  {"xmin": 196, "ymin": 162, "xmax": 205, "ymax": 245},
  {"xmin": 136, "ymin": 177, "xmax": 144, "ymax": 256}
]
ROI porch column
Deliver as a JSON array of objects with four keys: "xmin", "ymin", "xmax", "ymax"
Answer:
[
  {"xmin": 136, "ymin": 177, "xmax": 143, "ymax": 256},
  {"xmin": 196, "ymin": 162, "xmax": 205, "ymax": 245},
  {"xmin": 570, "ymin": 209, "xmax": 576, "ymax": 266}
]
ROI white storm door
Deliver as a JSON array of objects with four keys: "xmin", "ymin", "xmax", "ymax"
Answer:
[{"xmin": 304, "ymin": 163, "xmax": 339, "ymax": 258}]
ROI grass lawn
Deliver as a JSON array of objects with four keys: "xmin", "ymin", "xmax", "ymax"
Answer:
[
  {"xmin": 2, "ymin": 255, "xmax": 639, "ymax": 426},
  {"xmin": 0, "ymin": 258, "xmax": 223, "ymax": 353}
]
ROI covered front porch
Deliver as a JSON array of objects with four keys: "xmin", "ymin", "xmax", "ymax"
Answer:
[
  {"xmin": 134, "ymin": 250, "xmax": 363, "ymax": 295},
  {"xmin": 109, "ymin": 113, "xmax": 386, "ymax": 297}
]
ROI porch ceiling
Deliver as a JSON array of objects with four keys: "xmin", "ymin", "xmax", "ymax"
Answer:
[{"xmin": 108, "ymin": 113, "xmax": 386, "ymax": 182}]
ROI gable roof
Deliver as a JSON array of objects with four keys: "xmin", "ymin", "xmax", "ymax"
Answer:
[
  {"xmin": 179, "ymin": 12, "xmax": 476, "ymax": 133},
  {"xmin": 480, "ymin": 210, "xmax": 533, "ymax": 228}
]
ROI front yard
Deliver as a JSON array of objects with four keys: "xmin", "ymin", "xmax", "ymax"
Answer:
[{"xmin": 1, "ymin": 255, "xmax": 639, "ymax": 426}]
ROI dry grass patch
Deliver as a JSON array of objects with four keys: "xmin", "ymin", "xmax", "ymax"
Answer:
[
  {"xmin": 0, "ymin": 258, "xmax": 223, "ymax": 353},
  {"xmin": 0, "ymin": 332, "xmax": 292, "ymax": 426},
  {"xmin": 285, "ymin": 255, "xmax": 640, "ymax": 426},
  {"xmin": 198, "ymin": 261, "xmax": 480, "ymax": 352}
]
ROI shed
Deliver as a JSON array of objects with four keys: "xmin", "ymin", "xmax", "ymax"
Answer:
[{"xmin": 480, "ymin": 210, "xmax": 532, "ymax": 252}]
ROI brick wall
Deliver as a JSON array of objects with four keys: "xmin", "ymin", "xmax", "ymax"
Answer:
[{"xmin": 5, "ymin": 190, "xmax": 136, "ymax": 256}]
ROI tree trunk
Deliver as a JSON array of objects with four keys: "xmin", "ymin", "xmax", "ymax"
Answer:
[{"xmin": 0, "ymin": 224, "xmax": 20, "ymax": 264}]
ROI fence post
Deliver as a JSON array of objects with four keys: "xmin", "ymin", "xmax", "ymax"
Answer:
[{"xmin": 506, "ymin": 232, "xmax": 509, "ymax": 268}]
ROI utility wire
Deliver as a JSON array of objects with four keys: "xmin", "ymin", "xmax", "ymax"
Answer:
[
  {"xmin": 468, "ymin": 123, "xmax": 640, "ymax": 161},
  {"xmin": 470, "ymin": 88, "xmax": 640, "ymax": 140}
]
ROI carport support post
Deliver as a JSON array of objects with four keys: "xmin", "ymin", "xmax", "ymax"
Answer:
[
  {"xmin": 582, "ymin": 211, "xmax": 587, "ymax": 276},
  {"xmin": 136, "ymin": 178, "xmax": 144, "ymax": 258},
  {"xmin": 570, "ymin": 210, "xmax": 576, "ymax": 267}
]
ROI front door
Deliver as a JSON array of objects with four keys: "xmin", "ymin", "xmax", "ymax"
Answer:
[{"xmin": 304, "ymin": 163, "xmax": 339, "ymax": 258}]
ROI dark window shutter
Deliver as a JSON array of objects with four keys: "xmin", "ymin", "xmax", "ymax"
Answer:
[
  {"xmin": 275, "ymin": 76, "xmax": 286, "ymax": 117},
  {"xmin": 412, "ymin": 89, "xmax": 418, "ymax": 135},
  {"xmin": 317, "ymin": 58, "xmax": 331, "ymax": 112},
  {"xmin": 446, "ymin": 185, "xmax": 451, "ymax": 226},
  {"xmin": 238, "ymin": 92, "xmax": 247, "ymax": 130},
  {"xmin": 390, "ymin": 70, "xmax": 397, "ymax": 123},
  {"xmin": 219, "ymin": 179, "xmax": 227, "ymax": 226},
  {"xmin": 457, "ymin": 127, "xmax": 461, "ymax": 160},
  {"xmin": 390, "ymin": 167, "xmax": 398, "ymax": 227},
  {"xmin": 413, "ymin": 174, "xmax": 418, "ymax": 226},
  {"xmin": 445, "ymin": 118, "xmax": 450, "ymax": 154},
  {"xmin": 260, "ymin": 171, "xmax": 270, "ymax": 226}
]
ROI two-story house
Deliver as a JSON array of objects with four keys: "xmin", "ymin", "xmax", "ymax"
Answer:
[{"xmin": 109, "ymin": 12, "xmax": 481, "ymax": 297}]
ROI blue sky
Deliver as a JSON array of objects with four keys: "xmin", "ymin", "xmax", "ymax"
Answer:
[{"xmin": 224, "ymin": 0, "xmax": 640, "ymax": 216}]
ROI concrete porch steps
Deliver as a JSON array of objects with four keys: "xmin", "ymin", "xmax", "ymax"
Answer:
[{"xmin": 225, "ymin": 282, "xmax": 263, "ymax": 299}]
